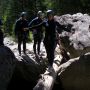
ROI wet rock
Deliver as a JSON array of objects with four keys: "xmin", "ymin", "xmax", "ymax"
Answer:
[
  {"xmin": 55, "ymin": 13, "xmax": 90, "ymax": 58},
  {"xmin": 0, "ymin": 46, "xmax": 16, "ymax": 90},
  {"xmin": 59, "ymin": 53, "xmax": 90, "ymax": 90},
  {"xmin": 7, "ymin": 54, "xmax": 47, "ymax": 90}
]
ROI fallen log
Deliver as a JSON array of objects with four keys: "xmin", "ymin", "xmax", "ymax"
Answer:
[{"xmin": 33, "ymin": 54, "xmax": 63, "ymax": 90}]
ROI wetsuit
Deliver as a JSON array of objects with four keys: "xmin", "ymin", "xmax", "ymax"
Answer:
[
  {"xmin": 43, "ymin": 19, "xmax": 61, "ymax": 66},
  {"xmin": 29, "ymin": 18, "xmax": 65, "ymax": 66},
  {"xmin": 29, "ymin": 17, "xmax": 43, "ymax": 55},
  {"xmin": 14, "ymin": 18, "xmax": 29, "ymax": 54}
]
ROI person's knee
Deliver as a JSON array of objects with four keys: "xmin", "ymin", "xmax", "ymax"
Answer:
[{"xmin": 33, "ymin": 42, "xmax": 36, "ymax": 47}]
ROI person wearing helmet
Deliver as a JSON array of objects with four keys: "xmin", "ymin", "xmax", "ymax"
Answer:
[
  {"xmin": 29, "ymin": 10, "xmax": 67, "ymax": 69},
  {"xmin": 0, "ymin": 18, "xmax": 4, "ymax": 46},
  {"xmin": 28, "ymin": 11, "xmax": 43, "ymax": 58},
  {"xmin": 43, "ymin": 10, "xmax": 58, "ymax": 69},
  {"xmin": 14, "ymin": 12, "xmax": 29, "ymax": 55},
  {"xmin": 44, "ymin": 10, "xmax": 69, "ymax": 69}
]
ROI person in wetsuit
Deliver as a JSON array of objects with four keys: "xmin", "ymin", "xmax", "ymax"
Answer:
[
  {"xmin": 43, "ymin": 10, "xmax": 61, "ymax": 68},
  {"xmin": 29, "ymin": 10, "xmax": 69, "ymax": 69},
  {"xmin": 44, "ymin": 10, "xmax": 71, "ymax": 69},
  {"xmin": 14, "ymin": 12, "xmax": 29, "ymax": 55},
  {"xmin": 28, "ymin": 11, "xmax": 43, "ymax": 57}
]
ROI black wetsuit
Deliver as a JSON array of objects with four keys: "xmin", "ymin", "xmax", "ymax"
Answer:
[
  {"xmin": 29, "ymin": 17, "xmax": 43, "ymax": 55},
  {"xmin": 14, "ymin": 18, "xmax": 29, "ymax": 54},
  {"xmin": 29, "ymin": 18, "xmax": 65, "ymax": 66},
  {"xmin": 43, "ymin": 19, "xmax": 61, "ymax": 66}
]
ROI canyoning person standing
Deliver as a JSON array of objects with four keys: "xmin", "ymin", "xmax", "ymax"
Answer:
[
  {"xmin": 0, "ymin": 18, "xmax": 4, "ymax": 46},
  {"xmin": 30, "ymin": 10, "xmax": 63, "ymax": 69},
  {"xmin": 43, "ymin": 10, "xmax": 60, "ymax": 70},
  {"xmin": 28, "ymin": 10, "xmax": 69, "ymax": 69},
  {"xmin": 14, "ymin": 12, "xmax": 29, "ymax": 55},
  {"xmin": 28, "ymin": 11, "xmax": 43, "ymax": 57},
  {"xmin": 44, "ymin": 10, "xmax": 70, "ymax": 70},
  {"xmin": 28, "ymin": 10, "xmax": 62, "ymax": 68}
]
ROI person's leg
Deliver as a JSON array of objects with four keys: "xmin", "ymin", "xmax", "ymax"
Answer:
[
  {"xmin": 18, "ymin": 36, "xmax": 22, "ymax": 55},
  {"xmin": 37, "ymin": 41, "xmax": 41, "ymax": 55},
  {"xmin": 47, "ymin": 41, "xmax": 56, "ymax": 67},
  {"xmin": 37, "ymin": 35, "xmax": 42, "ymax": 55},
  {"xmin": 33, "ymin": 35, "xmax": 38, "ymax": 55},
  {"xmin": 49, "ymin": 47, "xmax": 55, "ymax": 66},
  {"xmin": 43, "ymin": 38, "xmax": 49, "ymax": 56},
  {"xmin": 23, "ymin": 37, "xmax": 26, "ymax": 54},
  {"xmin": 44, "ymin": 39, "xmax": 51, "ymax": 65},
  {"xmin": 44, "ymin": 42, "xmax": 55, "ymax": 72}
]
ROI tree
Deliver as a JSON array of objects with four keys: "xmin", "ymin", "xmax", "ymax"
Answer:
[{"xmin": 0, "ymin": 0, "xmax": 90, "ymax": 35}]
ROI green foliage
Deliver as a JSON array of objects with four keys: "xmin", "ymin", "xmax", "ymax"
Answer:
[
  {"xmin": 0, "ymin": 0, "xmax": 90, "ymax": 36},
  {"xmin": 52, "ymin": 0, "xmax": 90, "ymax": 14}
]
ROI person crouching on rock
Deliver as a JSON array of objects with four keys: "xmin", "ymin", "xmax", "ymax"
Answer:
[{"xmin": 14, "ymin": 12, "xmax": 29, "ymax": 55}]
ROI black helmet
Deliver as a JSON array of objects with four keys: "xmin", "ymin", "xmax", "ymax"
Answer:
[
  {"xmin": 46, "ymin": 10, "xmax": 54, "ymax": 17},
  {"xmin": 37, "ymin": 11, "xmax": 42, "ymax": 16},
  {"xmin": 20, "ymin": 12, "xmax": 27, "ymax": 17}
]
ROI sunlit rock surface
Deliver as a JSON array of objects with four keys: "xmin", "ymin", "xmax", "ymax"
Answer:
[{"xmin": 55, "ymin": 13, "xmax": 90, "ymax": 58}]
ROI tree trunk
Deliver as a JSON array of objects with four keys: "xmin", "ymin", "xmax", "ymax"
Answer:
[{"xmin": 33, "ymin": 55, "xmax": 63, "ymax": 90}]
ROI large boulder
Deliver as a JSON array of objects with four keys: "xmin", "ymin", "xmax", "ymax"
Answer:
[
  {"xmin": 0, "ymin": 46, "xmax": 16, "ymax": 90},
  {"xmin": 54, "ymin": 13, "xmax": 90, "ymax": 58},
  {"xmin": 59, "ymin": 53, "xmax": 90, "ymax": 90},
  {"xmin": 7, "ymin": 50, "xmax": 46, "ymax": 90}
]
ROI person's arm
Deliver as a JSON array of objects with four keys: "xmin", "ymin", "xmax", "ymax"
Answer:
[
  {"xmin": 26, "ymin": 18, "xmax": 45, "ymax": 31},
  {"xmin": 28, "ymin": 18, "xmax": 38, "ymax": 31},
  {"xmin": 29, "ymin": 21, "xmax": 44, "ymax": 29},
  {"xmin": 28, "ymin": 19, "xmax": 35, "ymax": 27}
]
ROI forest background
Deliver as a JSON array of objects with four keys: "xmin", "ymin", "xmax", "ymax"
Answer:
[{"xmin": 0, "ymin": 0, "xmax": 90, "ymax": 35}]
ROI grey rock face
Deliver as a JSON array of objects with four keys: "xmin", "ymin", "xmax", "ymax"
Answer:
[
  {"xmin": 54, "ymin": 13, "xmax": 90, "ymax": 58},
  {"xmin": 59, "ymin": 53, "xmax": 90, "ymax": 90}
]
